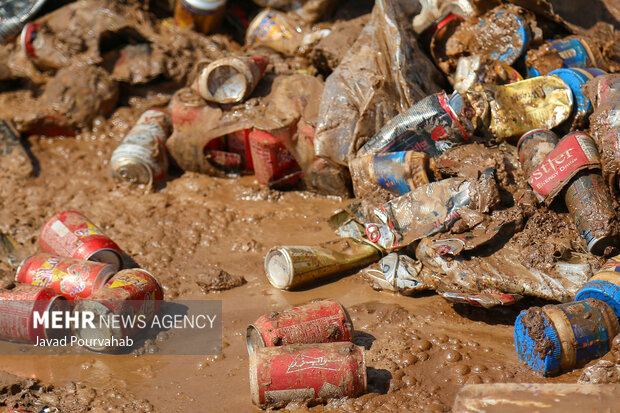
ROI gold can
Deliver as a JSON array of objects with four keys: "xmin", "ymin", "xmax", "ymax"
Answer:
[
  {"xmin": 264, "ymin": 238, "xmax": 383, "ymax": 290},
  {"xmin": 174, "ymin": 0, "xmax": 226, "ymax": 34}
]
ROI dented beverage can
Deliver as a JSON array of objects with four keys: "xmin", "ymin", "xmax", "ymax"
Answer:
[
  {"xmin": 170, "ymin": 88, "xmax": 208, "ymax": 128},
  {"xmin": 246, "ymin": 299, "xmax": 353, "ymax": 354},
  {"xmin": 472, "ymin": 7, "xmax": 530, "ymax": 66},
  {"xmin": 39, "ymin": 211, "xmax": 123, "ymax": 271},
  {"xmin": 192, "ymin": 56, "xmax": 268, "ymax": 104},
  {"xmin": 72, "ymin": 268, "xmax": 163, "ymax": 353},
  {"xmin": 350, "ymin": 151, "xmax": 431, "ymax": 198},
  {"xmin": 517, "ymin": 129, "xmax": 559, "ymax": 177},
  {"xmin": 526, "ymin": 37, "xmax": 598, "ymax": 77},
  {"xmin": 549, "ymin": 68, "xmax": 593, "ymax": 128},
  {"xmin": 249, "ymin": 128, "xmax": 302, "ymax": 188},
  {"xmin": 0, "ymin": 285, "xmax": 67, "ymax": 344},
  {"xmin": 245, "ymin": 9, "xmax": 300, "ymax": 55},
  {"xmin": 264, "ymin": 238, "xmax": 382, "ymax": 290},
  {"xmin": 514, "ymin": 298, "xmax": 619, "ymax": 376},
  {"xmin": 576, "ymin": 255, "xmax": 620, "ymax": 318},
  {"xmin": 111, "ymin": 109, "xmax": 171, "ymax": 186},
  {"xmin": 249, "ymin": 342, "xmax": 366, "ymax": 407},
  {"xmin": 174, "ymin": 0, "xmax": 226, "ymax": 34},
  {"xmin": 16, "ymin": 254, "xmax": 115, "ymax": 300},
  {"xmin": 358, "ymin": 92, "xmax": 474, "ymax": 159}
]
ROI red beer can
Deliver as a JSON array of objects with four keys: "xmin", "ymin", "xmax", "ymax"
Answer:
[
  {"xmin": 0, "ymin": 285, "xmax": 67, "ymax": 344},
  {"xmin": 249, "ymin": 342, "xmax": 366, "ymax": 408},
  {"xmin": 16, "ymin": 254, "xmax": 115, "ymax": 300},
  {"xmin": 249, "ymin": 128, "xmax": 302, "ymax": 188},
  {"xmin": 39, "ymin": 211, "xmax": 123, "ymax": 272},
  {"xmin": 72, "ymin": 269, "xmax": 164, "ymax": 353},
  {"xmin": 246, "ymin": 299, "xmax": 353, "ymax": 354}
]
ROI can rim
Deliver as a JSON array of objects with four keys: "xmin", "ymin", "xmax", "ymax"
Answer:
[
  {"xmin": 88, "ymin": 248, "xmax": 124, "ymax": 273},
  {"xmin": 245, "ymin": 324, "xmax": 265, "ymax": 355},
  {"xmin": 264, "ymin": 248, "xmax": 293, "ymax": 290}
]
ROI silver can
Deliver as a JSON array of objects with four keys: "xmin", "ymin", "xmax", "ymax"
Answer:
[
  {"xmin": 110, "ymin": 109, "xmax": 171, "ymax": 185},
  {"xmin": 0, "ymin": 0, "xmax": 47, "ymax": 43}
]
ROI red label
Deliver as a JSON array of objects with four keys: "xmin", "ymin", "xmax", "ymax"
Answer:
[{"xmin": 529, "ymin": 132, "xmax": 600, "ymax": 204}]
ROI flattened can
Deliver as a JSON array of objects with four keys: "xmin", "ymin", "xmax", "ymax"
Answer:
[
  {"xmin": 517, "ymin": 129, "xmax": 559, "ymax": 177},
  {"xmin": 249, "ymin": 342, "xmax": 366, "ymax": 408},
  {"xmin": 0, "ymin": 285, "xmax": 67, "ymax": 344},
  {"xmin": 576, "ymin": 255, "xmax": 620, "ymax": 318},
  {"xmin": 246, "ymin": 299, "xmax": 353, "ymax": 354},
  {"xmin": 514, "ymin": 298, "xmax": 619, "ymax": 376},
  {"xmin": 72, "ymin": 268, "xmax": 163, "ymax": 353},
  {"xmin": 350, "ymin": 151, "xmax": 431, "ymax": 198},
  {"xmin": 249, "ymin": 128, "xmax": 302, "ymax": 188},
  {"xmin": 39, "ymin": 211, "xmax": 123, "ymax": 271},
  {"xmin": 111, "ymin": 109, "xmax": 171, "ymax": 185},
  {"xmin": 193, "ymin": 56, "xmax": 268, "ymax": 104},
  {"xmin": 264, "ymin": 238, "xmax": 383, "ymax": 290},
  {"xmin": 16, "ymin": 254, "xmax": 115, "ymax": 300}
]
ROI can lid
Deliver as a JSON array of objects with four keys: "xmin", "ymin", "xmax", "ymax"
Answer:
[
  {"xmin": 514, "ymin": 310, "xmax": 561, "ymax": 376},
  {"xmin": 72, "ymin": 300, "xmax": 125, "ymax": 353},
  {"xmin": 576, "ymin": 280, "xmax": 620, "ymax": 319},
  {"xmin": 245, "ymin": 325, "xmax": 266, "ymax": 355},
  {"xmin": 110, "ymin": 156, "xmax": 154, "ymax": 186},
  {"xmin": 264, "ymin": 248, "xmax": 293, "ymax": 290}
]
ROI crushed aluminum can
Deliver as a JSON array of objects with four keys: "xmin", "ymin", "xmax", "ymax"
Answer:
[
  {"xmin": 249, "ymin": 342, "xmax": 366, "ymax": 408},
  {"xmin": 361, "ymin": 252, "xmax": 434, "ymax": 295},
  {"xmin": 349, "ymin": 150, "xmax": 431, "ymax": 200},
  {"xmin": 549, "ymin": 68, "xmax": 594, "ymax": 129},
  {"xmin": 440, "ymin": 291, "xmax": 522, "ymax": 308},
  {"xmin": 16, "ymin": 254, "xmax": 116, "ymax": 300},
  {"xmin": 264, "ymin": 238, "xmax": 383, "ymax": 290},
  {"xmin": 111, "ymin": 109, "xmax": 171, "ymax": 186},
  {"xmin": 192, "ymin": 56, "xmax": 268, "ymax": 105},
  {"xmin": 525, "ymin": 131, "xmax": 617, "ymax": 255},
  {"xmin": 576, "ymin": 255, "xmax": 620, "ymax": 318},
  {"xmin": 0, "ymin": 0, "xmax": 48, "ymax": 44},
  {"xmin": 373, "ymin": 174, "xmax": 496, "ymax": 250},
  {"xmin": 248, "ymin": 128, "xmax": 302, "ymax": 188},
  {"xmin": 0, "ymin": 285, "xmax": 67, "ymax": 344},
  {"xmin": 364, "ymin": 222, "xmax": 395, "ymax": 251},
  {"xmin": 0, "ymin": 118, "xmax": 33, "ymax": 178},
  {"xmin": 245, "ymin": 9, "xmax": 302, "ymax": 56},
  {"xmin": 227, "ymin": 129, "xmax": 254, "ymax": 173},
  {"xmin": 246, "ymin": 299, "xmax": 353, "ymax": 354},
  {"xmin": 526, "ymin": 37, "xmax": 600, "ymax": 77},
  {"xmin": 39, "ymin": 211, "xmax": 123, "ymax": 272},
  {"xmin": 174, "ymin": 0, "xmax": 227, "ymax": 34},
  {"xmin": 477, "ymin": 76, "xmax": 573, "ymax": 140},
  {"xmin": 328, "ymin": 203, "xmax": 365, "ymax": 240},
  {"xmin": 358, "ymin": 91, "xmax": 475, "ymax": 159},
  {"xmin": 72, "ymin": 268, "xmax": 164, "ymax": 353},
  {"xmin": 514, "ymin": 298, "xmax": 619, "ymax": 376},
  {"xmin": 453, "ymin": 55, "xmax": 522, "ymax": 94}
]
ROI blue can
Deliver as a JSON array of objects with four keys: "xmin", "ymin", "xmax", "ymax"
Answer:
[
  {"xmin": 477, "ymin": 9, "xmax": 530, "ymax": 65},
  {"xmin": 514, "ymin": 299, "xmax": 619, "ymax": 376},
  {"xmin": 550, "ymin": 37, "xmax": 595, "ymax": 69},
  {"xmin": 575, "ymin": 256, "xmax": 620, "ymax": 318},
  {"xmin": 549, "ymin": 68, "xmax": 592, "ymax": 117}
]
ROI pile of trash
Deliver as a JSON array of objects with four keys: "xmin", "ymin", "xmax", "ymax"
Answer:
[{"xmin": 1, "ymin": 0, "xmax": 620, "ymax": 410}]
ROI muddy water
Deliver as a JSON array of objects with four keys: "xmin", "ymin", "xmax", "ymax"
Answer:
[{"xmin": 0, "ymin": 107, "xmax": 590, "ymax": 413}]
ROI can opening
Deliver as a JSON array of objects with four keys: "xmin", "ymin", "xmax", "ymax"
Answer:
[
  {"xmin": 206, "ymin": 65, "xmax": 246, "ymax": 103},
  {"xmin": 246, "ymin": 325, "xmax": 266, "ymax": 355},
  {"xmin": 264, "ymin": 249, "xmax": 293, "ymax": 290},
  {"xmin": 89, "ymin": 249, "xmax": 123, "ymax": 273}
]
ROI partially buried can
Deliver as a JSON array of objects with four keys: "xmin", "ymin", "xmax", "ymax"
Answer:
[
  {"xmin": 174, "ymin": 0, "xmax": 227, "ymax": 34},
  {"xmin": 526, "ymin": 36, "xmax": 600, "ymax": 77},
  {"xmin": 72, "ymin": 268, "xmax": 164, "ymax": 353},
  {"xmin": 575, "ymin": 255, "xmax": 620, "ymax": 318},
  {"xmin": 0, "ymin": 285, "xmax": 67, "ymax": 344},
  {"xmin": 265, "ymin": 238, "xmax": 383, "ymax": 290},
  {"xmin": 246, "ymin": 299, "xmax": 353, "ymax": 354},
  {"xmin": 514, "ymin": 299, "xmax": 619, "ymax": 376},
  {"xmin": 16, "ymin": 254, "xmax": 115, "ymax": 300},
  {"xmin": 249, "ymin": 128, "xmax": 302, "ymax": 189},
  {"xmin": 549, "ymin": 68, "xmax": 594, "ymax": 129},
  {"xmin": 111, "ymin": 109, "xmax": 171, "ymax": 186},
  {"xmin": 192, "ymin": 56, "xmax": 268, "ymax": 104},
  {"xmin": 227, "ymin": 129, "xmax": 253, "ymax": 173},
  {"xmin": 39, "ymin": 211, "xmax": 123, "ymax": 272},
  {"xmin": 249, "ymin": 342, "xmax": 366, "ymax": 408},
  {"xmin": 517, "ymin": 129, "xmax": 559, "ymax": 177}
]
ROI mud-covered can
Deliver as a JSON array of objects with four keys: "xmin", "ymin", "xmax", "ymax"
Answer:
[
  {"xmin": 549, "ymin": 68, "xmax": 593, "ymax": 128},
  {"xmin": 358, "ymin": 92, "xmax": 474, "ymax": 159},
  {"xmin": 527, "ymin": 37, "xmax": 598, "ymax": 77},
  {"xmin": 0, "ymin": 285, "xmax": 67, "ymax": 344},
  {"xmin": 576, "ymin": 255, "xmax": 620, "ymax": 318},
  {"xmin": 517, "ymin": 129, "xmax": 559, "ymax": 177},
  {"xmin": 245, "ymin": 9, "xmax": 300, "ymax": 55},
  {"xmin": 174, "ymin": 0, "xmax": 226, "ymax": 34},
  {"xmin": 39, "ymin": 211, "xmax": 123, "ymax": 272},
  {"xmin": 246, "ymin": 299, "xmax": 353, "ymax": 354},
  {"xmin": 169, "ymin": 88, "xmax": 208, "ymax": 128},
  {"xmin": 472, "ymin": 7, "xmax": 530, "ymax": 66},
  {"xmin": 16, "ymin": 254, "xmax": 115, "ymax": 300},
  {"xmin": 249, "ymin": 342, "xmax": 366, "ymax": 407},
  {"xmin": 72, "ymin": 268, "xmax": 164, "ymax": 353},
  {"xmin": 514, "ymin": 298, "xmax": 619, "ymax": 376},
  {"xmin": 0, "ymin": 0, "xmax": 48, "ymax": 43},
  {"xmin": 227, "ymin": 129, "xmax": 253, "ymax": 172},
  {"xmin": 193, "ymin": 56, "xmax": 268, "ymax": 104},
  {"xmin": 265, "ymin": 238, "xmax": 382, "ymax": 290},
  {"xmin": 111, "ymin": 109, "xmax": 171, "ymax": 185},
  {"xmin": 249, "ymin": 128, "xmax": 302, "ymax": 188}
]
